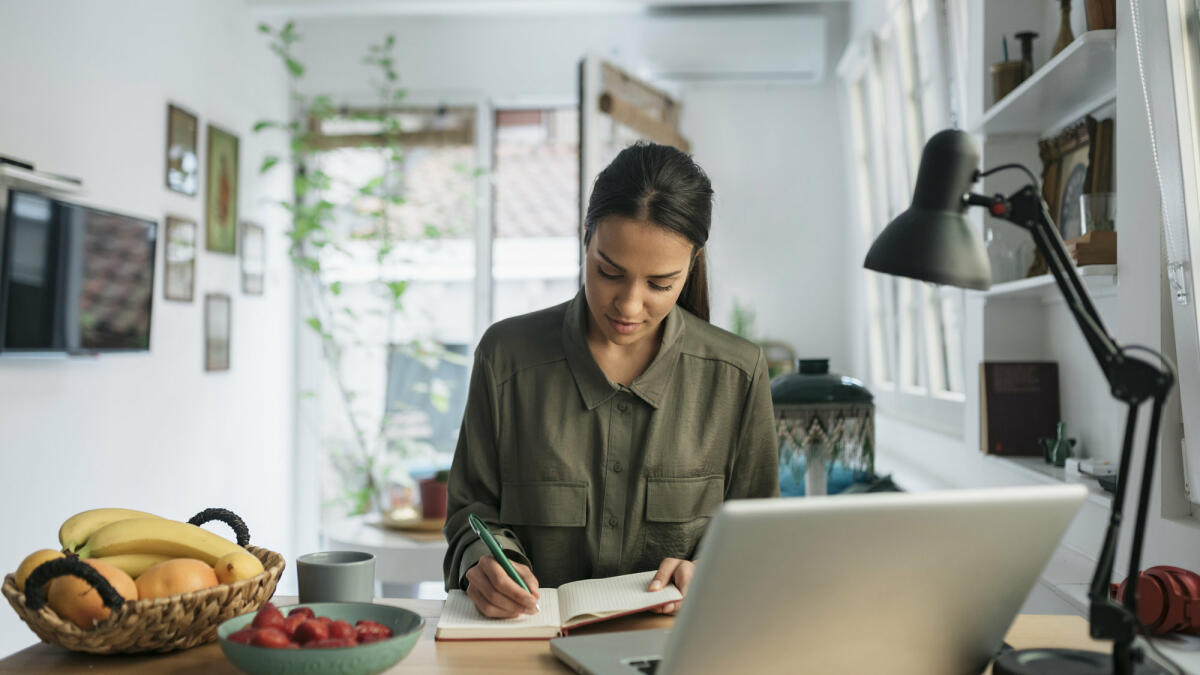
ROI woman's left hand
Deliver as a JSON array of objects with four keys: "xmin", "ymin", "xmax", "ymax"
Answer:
[{"xmin": 647, "ymin": 558, "xmax": 694, "ymax": 615}]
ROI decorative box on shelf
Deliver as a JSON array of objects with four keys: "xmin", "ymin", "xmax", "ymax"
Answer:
[{"xmin": 1065, "ymin": 231, "xmax": 1115, "ymax": 266}]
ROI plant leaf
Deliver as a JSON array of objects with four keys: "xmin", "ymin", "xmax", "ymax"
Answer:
[
  {"xmin": 359, "ymin": 176, "xmax": 384, "ymax": 195},
  {"xmin": 260, "ymin": 156, "xmax": 279, "ymax": 173},
  {"xmin": 385, "ymin": 280, "xmax": 408, "ymax": 301},
  {"xmin": 296, "ymin": 257, "xmax": 321, "ymax": 273}
]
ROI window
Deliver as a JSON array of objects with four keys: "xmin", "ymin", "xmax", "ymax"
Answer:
[
  {"xmin": 492, "ymin": 107, "xmax": 580, "ymax": 321},
  {"xmin": 838, "ymin": 0, "xmax": 964, "ymax": 434},
  {"xmin": 310, "ymin": 105, "xmax": 480, "ymax": 512},
  {"xmin": 309, "ymin": 103, "xmax": 590, "ymax": 514}
]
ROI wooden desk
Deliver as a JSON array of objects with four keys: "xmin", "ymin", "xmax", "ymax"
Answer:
[{"xmin": 0, "ymin": 597, "xmax": 1116, "ymax": 674}]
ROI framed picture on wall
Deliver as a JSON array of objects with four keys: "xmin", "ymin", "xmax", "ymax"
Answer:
[
  {"xmin": 240, "ymin": 222, "xmax": 265, "ymax": 295},
  {"xmin": 205, "ymin": 124, "xmax": 239, "ymax": 254},
  {"xmin": 1039, "ymin": 116, "xmax": 1099, "ymax": 241},
  {"xmin": 163, "ymin": 215, "xmax": 197, "ymax": 302},
  {"xmin": 204, "ymin": 293, "xmax": 231, "ymax": 371},
  {"xmin": 166, "ymin": 104, "xmax": 199, "ymax": 196}
]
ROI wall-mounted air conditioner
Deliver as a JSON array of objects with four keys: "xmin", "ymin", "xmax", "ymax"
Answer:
[{"xmin": 632, "ymin": 14, "xmax": 827, "ymax": 84}]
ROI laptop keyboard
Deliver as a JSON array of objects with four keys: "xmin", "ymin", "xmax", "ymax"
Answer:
[{"xmin": 625, "ymin": 658, "xmax": 660, "ymax": 674}]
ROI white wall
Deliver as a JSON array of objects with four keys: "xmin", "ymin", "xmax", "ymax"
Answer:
[
  {"xmin": 694, "ymin": 6, "xmax": 851, "ymax": 369},
  {"xmin": 288, "ymin": 3, "xmax": 852, "ymax": 371},
  {"xmin": 0, "ymin": 0, "xmax": 299, "ymax": 655}
]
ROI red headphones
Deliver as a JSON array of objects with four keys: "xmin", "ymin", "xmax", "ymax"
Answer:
[{"xmin": 1110, "ymin": 566, "xmax": 1200, "ymax": 635}]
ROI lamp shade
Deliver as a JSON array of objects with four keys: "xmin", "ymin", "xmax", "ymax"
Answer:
[{"xmin": 863, "ymin": 129, "xmax": 992, "ymax": 290}]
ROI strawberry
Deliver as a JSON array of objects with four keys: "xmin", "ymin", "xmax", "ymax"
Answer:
[
  {"xmin": 294, "ymin": 618, "xmax": 330, "ymax": 645},
  {"xmin": 251, "ymin": 603, "xmax": 285, "ymax": 631},
  {"xmin": 226, "ymin": 628, "xmax": 257, "ymax": 645},
  {"xmin": 250, "ymin": 627, "xmax": 290, "ymax": 648}
]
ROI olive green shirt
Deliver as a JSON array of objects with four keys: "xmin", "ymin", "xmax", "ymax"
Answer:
[{"xmin": 442, "ymin": 289, "xmax": 780, "ymax": 591}]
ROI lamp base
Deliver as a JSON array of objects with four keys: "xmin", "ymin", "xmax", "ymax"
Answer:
[{"xmin": 993, "ymin": 648, "xmax": 1170, "ymax": 674}]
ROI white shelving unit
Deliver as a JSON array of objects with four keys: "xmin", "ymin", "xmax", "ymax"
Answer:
[
  {"xmin": 973, "ymin": 30, "xmax": 1116, "ymax": 135},
  {"xmin": 982, "ymin": 264, "xmax": 1117, "ymax": 302},
  {"xmin": 968, "ymin": 6, "xmax": 1122, "ymax": 509}
]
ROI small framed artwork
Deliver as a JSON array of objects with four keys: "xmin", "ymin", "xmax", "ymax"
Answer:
[
  {"xmin": 1038, "ymin": 116, "xmax": 1099, "ymax": 241},
  {"xmin": 240, "ymin": 222, "xmax": 265, "ymax": 295},
  {"xmin": 163, "ymin": 215, "xmax": 197, "ymax": 302},
  {"xmin": 204, "ymin": 293, "xmax": 231, "ymax": 372},
  {"xmin": 166, "ymin": 104, "xmax": 199, "ymax": 196},
  {"xmin": 205, "ymin": 124, "xmax": 239, "ymax": 254}
]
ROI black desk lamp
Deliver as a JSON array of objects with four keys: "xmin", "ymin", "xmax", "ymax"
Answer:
[{"xmin": 864, "ymin": 129, "xmax": 1176, "ymax": 675}]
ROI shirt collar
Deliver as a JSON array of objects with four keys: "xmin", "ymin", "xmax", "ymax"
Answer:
[{"xmin": 562, "ymin": 288, "xmax": 686, "ymax": 410}]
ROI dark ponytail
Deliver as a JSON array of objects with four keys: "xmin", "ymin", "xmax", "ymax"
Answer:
[{"xmin": 584, "ymin": 142, "xmax": 714, "ymax": 322}]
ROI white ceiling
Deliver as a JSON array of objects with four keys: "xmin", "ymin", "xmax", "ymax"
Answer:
[{"xmin": 246, "ymin": 0, "xmax": 849, "ymax": 19}]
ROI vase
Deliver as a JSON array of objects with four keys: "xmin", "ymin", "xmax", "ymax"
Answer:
[
  {"xmin": 770, "ymin": 359, "xmax": 874, "ymax": 497},
  {"xmin": 1052, "ymin": 0, "xmax": 1074, "ymax": 56}
]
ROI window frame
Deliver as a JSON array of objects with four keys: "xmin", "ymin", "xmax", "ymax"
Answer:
[
  {"xmin": 1158, "ymin": 0, "xmax": 1200, "ymax": 512},
  {"xmin": 838, "ymin": 0, "xmax": 966, "ymax": 438}
]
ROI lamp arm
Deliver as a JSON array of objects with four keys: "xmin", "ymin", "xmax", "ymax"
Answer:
[{"xmin": 1002, "ymin": 185, "xmax": 1122, "ymax": 369}]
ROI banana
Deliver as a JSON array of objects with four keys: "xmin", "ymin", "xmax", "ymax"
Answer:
[
  {"xmin": 93, "ymin": 553, "xmax": 173, "ymax": 578},
  {"xmin": 76, "ymin": 518, "xmax": 243, "ymax": 565},
  {"xmin": 59, "ymin": 507, "xmax": 163, "ymax": 553}
]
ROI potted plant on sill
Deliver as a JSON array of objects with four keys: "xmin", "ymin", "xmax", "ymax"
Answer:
[{"xmin": 417, "ymin": 469, "xmax": 450, "ymax": 521}]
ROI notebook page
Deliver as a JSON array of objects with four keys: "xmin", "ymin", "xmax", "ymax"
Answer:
[
  {"xmin": 557, "ymin": 571, "xmax": 682, "ymax": 627},
  {"xmin": 436, "ymin": 589, "xmax": 561, "ymax": 638}
]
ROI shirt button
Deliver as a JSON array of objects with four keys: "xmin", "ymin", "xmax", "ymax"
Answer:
[
  {"xmin": 608, "ymin": 518, "xmax": 618, "ymax": 528},
  {"xmin": 617, "ymin": 401, "xmax": 629, "ymax": 412},
  {"xmin": 613, "ymin": 462, "xmax": 623, "ymax": 473}
]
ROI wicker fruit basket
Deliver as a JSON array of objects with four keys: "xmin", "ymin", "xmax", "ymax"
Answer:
[{"xmin": 1, "ymin": 510, "xmax": 285, "ymax": 655}]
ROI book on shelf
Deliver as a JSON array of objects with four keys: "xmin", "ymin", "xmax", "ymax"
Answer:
[
  {"xmin": 435, "ymin": 570, "xmax": 681, "ymax": 640},
  {"xmin": 980, "ymin": 361, "xmax": 1060, "ymax": 457}
]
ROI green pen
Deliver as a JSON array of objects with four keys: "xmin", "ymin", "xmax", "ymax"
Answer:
[{"xmin": 468, "ymin": 513, "xmax": 540, "ymax": 612}]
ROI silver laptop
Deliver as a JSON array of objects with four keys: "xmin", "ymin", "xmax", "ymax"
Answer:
[{"xmin": 551, "ymin": 484, "xmax": 1087, "ymax": 675}]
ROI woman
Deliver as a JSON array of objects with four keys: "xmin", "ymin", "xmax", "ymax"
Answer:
[{"xmin": 443, "ymin": 141, "xmax": 779, "ymax": 619}]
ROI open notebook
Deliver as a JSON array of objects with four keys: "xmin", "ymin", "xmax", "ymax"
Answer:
[{"xmin": 435, "ymin": 570, "xmax": 683, "ymax": 640}]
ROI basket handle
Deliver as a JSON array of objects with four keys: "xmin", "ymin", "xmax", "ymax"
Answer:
[
  {"xmin": 23, "ymin": 557, "xmax": 126, "ymax": 612},
  {"xmin": 187, "ymin": 508, "xmax": 251, "ymax": 547}
]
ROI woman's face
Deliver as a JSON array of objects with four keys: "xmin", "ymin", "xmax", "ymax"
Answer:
[{"xmin": 583, "ymin": 216, "xmax": 695, "ymax": 348}]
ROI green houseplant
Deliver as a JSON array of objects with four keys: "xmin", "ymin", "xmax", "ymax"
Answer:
[{"xmin": 255, "ymin": 23, "xmax": 470, "ymax": 515}]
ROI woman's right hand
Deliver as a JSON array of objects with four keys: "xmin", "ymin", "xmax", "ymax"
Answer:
[{"xmin": 464, "ymin": 554, "xmax": 541, "ymax": 618}]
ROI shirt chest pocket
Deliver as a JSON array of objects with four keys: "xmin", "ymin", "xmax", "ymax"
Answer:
[
  {"xmin": 635, "ymin": 475, "xmax": 725, "ymax": 567},
  {"xmin": 645, "ymin": 475, "xmax": 725, "ymax": 522},
  {"xmin": 500, "ymin": 480, "xmax": 588, "ymax": 527}
]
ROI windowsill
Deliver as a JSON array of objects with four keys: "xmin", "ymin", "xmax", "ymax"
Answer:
[{"xmin": 873, "ymin": 388, "xmax": 965, "ymax": 439}]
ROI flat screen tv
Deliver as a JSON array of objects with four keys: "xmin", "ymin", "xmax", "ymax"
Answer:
[{"xmin": 0, "ymin": 189, "xmax": 158, "ymax": 353}]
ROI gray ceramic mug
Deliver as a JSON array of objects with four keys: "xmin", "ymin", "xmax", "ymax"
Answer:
[{"xmin": 297, "ymin": 551, "xmax": 376, "ymax": 603}]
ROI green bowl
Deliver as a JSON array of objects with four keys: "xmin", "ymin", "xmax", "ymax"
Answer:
[{"xmin": 217, "ymin": 602, "xmax": 423, "ymax": 675}]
